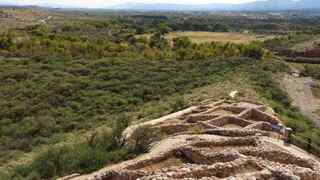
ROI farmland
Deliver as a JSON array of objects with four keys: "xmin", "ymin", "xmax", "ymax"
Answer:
[
  {"xmin": 167, "ymin": 31, "xmax": 273, "ymax": 44},
  {"xmin": 138, "ymin": 31, "xmax": 273, "ymax": 44}
]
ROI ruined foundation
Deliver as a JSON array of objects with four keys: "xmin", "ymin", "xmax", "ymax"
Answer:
[{"xmin": 62, "ymin": 100, "xmax": 320, "ymax": 180}]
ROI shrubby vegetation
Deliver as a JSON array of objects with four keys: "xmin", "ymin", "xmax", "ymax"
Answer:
[
  {"xmin": 0, "ymin": 16, "xmax": 265, "ymax": 173},
  {"xmin": 0, "ymin": 21, "xmax": 266, "ymax": 168},
  {"xmin": 1, "ymin": 56, "xmax": 319, "ymax": 179},
  {"xmin": 0, "ymin": 57, "xmax": 228, "ymax": 179},
  {"xmin": 0, "ymin": 56, "xmax": 251, "ymax": 160},
  {"xmin": 127, "ymin": 13, "xmax": 320, "ymax": 34},
  {"xmin": 2, "ymin": 55, "xmax": 319, "ymax": 176},
  {"xmin": 0, "ymin": 23, "xmax": 266, "ymax": 60},
  {"xmin": 6, "ymin": 117, "xmax": 158, "ymax": 179}
]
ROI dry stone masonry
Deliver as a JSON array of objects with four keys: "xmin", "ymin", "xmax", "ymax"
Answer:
[{"xmin": 62, "ymin": 100, "xmax": 320, "ymax": 180}]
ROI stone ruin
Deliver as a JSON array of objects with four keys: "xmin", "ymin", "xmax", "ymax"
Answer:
[{"xmin": 62, "ymin": 100, "xmax": 320, "ymax": 180}]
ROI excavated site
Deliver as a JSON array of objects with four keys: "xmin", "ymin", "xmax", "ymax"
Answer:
[{"xmin": 64, "ymin": 100, "xmax": 320, "ymax": 180}]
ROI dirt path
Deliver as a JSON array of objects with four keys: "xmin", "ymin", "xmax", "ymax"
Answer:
[{"xmin": 282, "ymin": 74, "xmax": 320, "ymax": 127}]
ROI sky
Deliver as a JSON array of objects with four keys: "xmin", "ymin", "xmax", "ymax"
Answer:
[{"xmin": 1, "ymin": 0, "xmax": 261, "ymax": 8}]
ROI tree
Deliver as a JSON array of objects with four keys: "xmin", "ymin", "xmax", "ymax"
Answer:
[
  {"xmin": 131, "ymin": 125, "xmax": 160, "ymax": 154},
  {"xmin": 149, "ymin": 32, "xmax": 169, "ymax": 49},
  {"xmin": 0, "ymin": 33, "xmax": 14, "ymax": 50},
  {"xmin": 149, "ymin": 22, "xmax": 171, "ymax": 49},
  {"xmin": 213, "ymin": 23, "xmax": 230, "ymax": 32},
  {"xmin": 29, "ymin": 24, "xmax": 49, "ymax": 37},
  {"xmin": 157, "ymin": 22, "xmax": 171, "ymax": 35}
]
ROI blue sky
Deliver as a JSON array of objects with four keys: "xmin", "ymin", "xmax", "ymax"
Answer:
[{"xmin": 1, "ymin": 0, "xmax": 260, "ymax": 8}]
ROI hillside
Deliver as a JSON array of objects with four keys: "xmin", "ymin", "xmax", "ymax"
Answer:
[
  {"xmin": 112, "ymin": 0, "xmax": 320, "ymax": 11},
  {"xmin": 2, "ymin": 0, "xmax": 320, "ymax": 11}
]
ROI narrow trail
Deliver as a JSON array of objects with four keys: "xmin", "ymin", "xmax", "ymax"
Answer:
[{"xmin": 282, "ymin": 73, "xmax": 320, "ymax": 127}]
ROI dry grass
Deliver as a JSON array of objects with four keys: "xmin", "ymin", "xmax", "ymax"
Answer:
[{"xmin": 138, "ymin": 31, "xmax": 273, "ymax": 44}]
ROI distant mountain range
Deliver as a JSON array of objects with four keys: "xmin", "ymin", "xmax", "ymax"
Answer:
[
  {"xmin": 110, "ymin": 0, "xmax": 320, "ymax": 11},
  {"xmin": 1, "ymin": 0, "xmax": 320, "ymax": 11}
]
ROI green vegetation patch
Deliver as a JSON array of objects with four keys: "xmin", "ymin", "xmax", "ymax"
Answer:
[
  {"xmin": 0, "ymin": 57, "xmax": 254, "ymax": 165},
  {"xmin": 1, "ymin": 56, "xmax": 320, "ymax": 179},
  {"xmin": 4, "ymin": 116, "xmax": 159, "ymax": 180}
]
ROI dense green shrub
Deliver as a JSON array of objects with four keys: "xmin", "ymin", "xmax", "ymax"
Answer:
[
  {"xmin": 242, "ymin": 43, "xmax": 265, "ymax": 60},
  {"xmin": 170, "ymin": 96, "xmax": 187, "ymax": 112},
  {"xmin": 0, "ymin": 57, "xmax": 247, "ymax": 159},
  {"xmin": 173, "ymin": 36, "xmax": 192, "ymax": 50}
]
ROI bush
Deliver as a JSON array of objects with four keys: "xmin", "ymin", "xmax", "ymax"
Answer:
[
  {"xmin": 173, "ymin": 36, "xmax": 192, "ymax": 50},
  {"xmin": 242, "ymin": 43, "xmax": 265, "ymax": 60},
  {"xmin": 130, "ymin": 126, "xmax": 161, "ymax": 154},
  {"xmin": 170, "ymin": 96, "xmax": 187, "ymax": 112}
]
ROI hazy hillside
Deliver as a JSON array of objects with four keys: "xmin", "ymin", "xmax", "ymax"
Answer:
[
  {"xmin": 111, "ymin": 0, "xmax": 320, "ymax": 11},
  {"xmin": 1, "ymin": 0, "xmax": 320, "ymax": 11}
]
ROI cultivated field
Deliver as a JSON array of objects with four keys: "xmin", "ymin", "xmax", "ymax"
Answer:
[
  {"xmin": 166, "ymin": 31, "xmax": 272, "ymax": 44},
  {"xmin": 138, "ymin": 31, "xmax": 273, "ymax": 44}
]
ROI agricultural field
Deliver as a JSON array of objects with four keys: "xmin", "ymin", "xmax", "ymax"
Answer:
[
  {"xmin": 138, "ymin": 31, "xmax": 273, "ymax": 44},
  {"xmin": 166, "ymin": 31, "xmax": 273, "ymax": 44}
]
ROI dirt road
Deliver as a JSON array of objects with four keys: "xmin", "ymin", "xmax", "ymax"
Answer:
[{"xmin": 282, "ymin": 74, "xmax": 320, "ymax": 127}]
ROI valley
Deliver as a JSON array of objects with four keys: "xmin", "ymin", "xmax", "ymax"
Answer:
[{"xmin": 0, "ymin": 4, "xmax": 320, "ymax": 180}]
